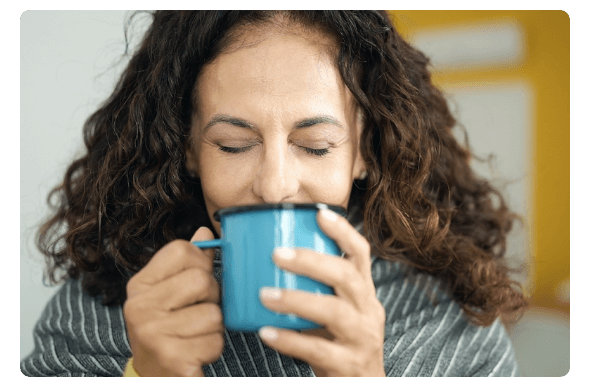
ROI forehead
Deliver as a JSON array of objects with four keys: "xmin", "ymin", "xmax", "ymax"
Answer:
[{"xmin": 194, "ymin": 26, "xmax": 354, "ymax": 116}]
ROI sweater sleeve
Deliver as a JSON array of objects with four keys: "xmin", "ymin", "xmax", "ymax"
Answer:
[
  {"xmin": 381, "ymin": 299, "xmax": 519, "ymax": 377},
  {"xmin": 372, "ymin": 257, "xmax": 520, "ymax": 377},
  {"xmin": 20, "ymin": 279, "xmax": 132, "ymax": 377}
]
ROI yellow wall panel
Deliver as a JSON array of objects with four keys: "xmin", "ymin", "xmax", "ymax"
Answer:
[{"xmin": 390, "ymin": 11, "xmax": 570, "ymax": 314}]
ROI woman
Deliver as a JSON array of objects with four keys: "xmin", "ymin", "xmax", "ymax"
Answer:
[{"xmin": 21, "ymin": 11, "xmax": 527, "ymax": 377}]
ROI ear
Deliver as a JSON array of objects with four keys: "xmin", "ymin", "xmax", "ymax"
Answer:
[
  {"xmin": 352, "ymin": 149, "xmax": 367, "ymax": 180},
  {"xmin": 185, "ymin": 138, "xmax": 200, "ymax": 178},
  {"xmin": 352, "ymin": 109, "xmax": 367, "ymax": 180}
]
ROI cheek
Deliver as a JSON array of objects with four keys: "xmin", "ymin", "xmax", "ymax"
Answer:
[
  {"xmin": 198, "ymin": 149, "xmax": 254, "ymax": 205},
  {"xmin": 201, "ymin": 172, "xmax": 230, "ymax": 201},
  {"xmin": 304, "ymin": 160, "xmax": 354, "ymax": 202}
]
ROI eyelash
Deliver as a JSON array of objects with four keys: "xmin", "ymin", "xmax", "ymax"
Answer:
[{"xmin": 218, "ymin": 145, "xmax": 330, "ymax": 157}]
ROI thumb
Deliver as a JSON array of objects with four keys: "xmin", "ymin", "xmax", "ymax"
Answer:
[{"xmin": 190, "ymin": 226, "xmax": 216, "ymax": 262}]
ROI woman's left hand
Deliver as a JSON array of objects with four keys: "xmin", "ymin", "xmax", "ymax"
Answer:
[{"xmin": 258, "ymin": 208, "xmax": 386, "ymax": 377}]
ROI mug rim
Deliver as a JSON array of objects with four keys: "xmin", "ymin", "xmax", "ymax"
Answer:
[{"xmin": 213, "ymin": 203, "xmax": 347, "ymax": 222}]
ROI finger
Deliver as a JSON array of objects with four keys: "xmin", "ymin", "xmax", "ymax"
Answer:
[
  {"xmin": 127, "ymin": 227, "xmax": 215, "ymax": 297},
  {"xmin": 190, "ymin": 226, "xmax": 216, "ymax": 262},
  {"xmin": 142, "ymin": 267, "xmax": 220, "ymax": 310},
  {"xmin": 258, "ymin": 327, "xmax": 349, "ymax": 374},
  {"xmin": 273, "ymin": 248, "xmax": 370, "ymax": 306},
  {"xmin": 161, "ymin": 303, "xmax": 224, "ymax": 338},
  {"xmin": 317, "ymin": 209, "xmax": 373, "ymax": 280},
  {"xmin": 138, "ymin": 332, "xmax": 224, "ymax": 377},
  {"xmin": 259, "ymin": 288, "xmax": 356, "ymax": 340}
]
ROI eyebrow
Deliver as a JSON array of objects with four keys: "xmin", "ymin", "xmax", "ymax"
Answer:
[{"xmin": 202, "ymin": 114, "xmax": 345, "ymax": 133}]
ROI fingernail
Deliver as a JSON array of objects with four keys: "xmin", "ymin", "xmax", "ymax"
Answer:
[
  {"xmin": 274, "ymin": 247, "xmax": 296, "ymax": 260},
  {"xmin": 259, "ymin": 327, "xmax": 278, "ymax": 340},
  {"xmin": 260, "ymin": 287, "xmax": 282, "ymax": 300},
  {"xmin": 320, "ymin": 208, "xmax": 338, "ymax": 222}
]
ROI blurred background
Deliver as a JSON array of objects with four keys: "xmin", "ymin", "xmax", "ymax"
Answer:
[
  {"xmin": 390, "ymin": 11, "xmax": 570, "ymax": 377},
  {"xmin": 20, "ymin": 11, "xmax": 570, "ymax": 376}
]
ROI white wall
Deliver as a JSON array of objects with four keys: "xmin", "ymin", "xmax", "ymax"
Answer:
[
  {"xmin": 20, "ymin": 10, "xmax": 150, "ymax": 359},
  {"xmin": 409, "ymin": 19, "xmax": 534, "ymax": 290},
  {"xmin": 443, "ymin": 82, "xmax": 533, "ymax": 288}
]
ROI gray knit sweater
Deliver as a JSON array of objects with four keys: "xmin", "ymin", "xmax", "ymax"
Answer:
[{"xmin": 20, "ymin": 248, "xmax": 520, "ymax": 377}]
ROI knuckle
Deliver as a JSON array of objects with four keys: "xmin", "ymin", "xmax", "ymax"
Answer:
[
  {"xmin": 356, "ymin": 237, "xmax": 372, "ymax": 256},
  {"xmin": 199, "ymin": 333, "xmax": 225, "ymax": 364},
  {"xmin": 192, "ymin": 270, "xmax": 216, "ymax": 299},
  {"xmin": 332, "ymin": 299, "xmax": 350, "ymax": 322},
  {"xmin": 122, "ymin": 297, "xmax": 142, "ymax": 323},
  {"xmin": 210, "ymin": 333, "xmax": 225, "ymax": 356},
  {"xmin": 337, "ymin": 259, "xmax": 358, "ymax": 286},
  {"xmin": 126, "ymin": 275, "xmax": 136, "ymax": 293},
  {"xmin": 192, "ymin": 268, "xmax": 207, "ymax": 288},
  {"xmin": 358, "ymin": 237, "xmax": 371, "ymax": 256},
  {"xmin": 134, "ymin": 320, "xmax": 159, "ymax": 342},
  {"xmin": 206, "ymin": 304, "xmax": 223, "ymax": 327},
  {"xmin": 122, "ymin": 298, "xmax": 134, "ymax": 318},
  {"xmin": 125, "ymin": 274, "xmax": 143, "ymax": 298},
  {"xmin": 169, "ymin": 239, "xmax": 192, "ymax": 256},
  {"xmin": 308, "ymin": 335, "xmax": 325, "ymax": 358}
]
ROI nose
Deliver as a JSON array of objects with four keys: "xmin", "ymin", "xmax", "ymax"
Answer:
[{"xmin": 252, "ymin": 141, "xmax": 299, "ymax": 203}]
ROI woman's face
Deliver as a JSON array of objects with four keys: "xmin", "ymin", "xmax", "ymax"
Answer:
[{"xmin": 186, "ymin": 26, "xmax": 366, "ymax": 236}]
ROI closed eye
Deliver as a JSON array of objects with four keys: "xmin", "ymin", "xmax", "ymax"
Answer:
[{"xmin": 218, "ymin": 145, "xmax": 330, "ymax": 157}]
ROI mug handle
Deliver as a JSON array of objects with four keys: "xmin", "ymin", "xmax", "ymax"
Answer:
[{"xmin": 192, "ymin": 240, "xmax": 223, "ymax": 249}]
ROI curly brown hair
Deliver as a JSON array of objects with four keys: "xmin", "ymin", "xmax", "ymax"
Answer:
[{"xmin": 37, "ymin": 11, "xmax": 527, "ymax": 327}]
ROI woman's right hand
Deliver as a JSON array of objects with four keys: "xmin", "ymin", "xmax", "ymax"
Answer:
[{"xmin": 123, "ymin": 227, "xmax": 224, "ymax": 376}]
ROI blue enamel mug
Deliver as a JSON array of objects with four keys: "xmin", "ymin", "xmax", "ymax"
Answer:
[{"xmin": 192, "ymin": 203, "xmax": 346, "ymax": 332}]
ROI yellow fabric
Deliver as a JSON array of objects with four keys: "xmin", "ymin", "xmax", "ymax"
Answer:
[{"xmin": 123, "ymin": 357, "xmax": 140, "ymax": 377}]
